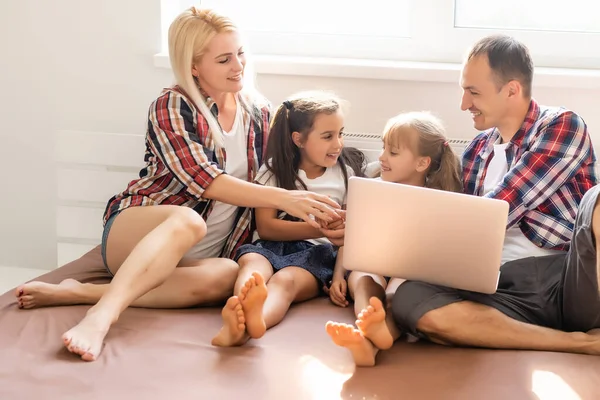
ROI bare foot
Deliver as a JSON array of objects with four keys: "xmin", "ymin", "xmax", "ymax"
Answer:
[
  {"xmin": 15, "ymin": 279, "xmax": 81, "ymax": 309},
  {"xmin": 239, "ymin": 272, "xmax": 268, "ymax": 339},
  {"xmin": 355, "ymin": 297, "xmax": 394, "ymax": 350},
  {"xmin": 211, "ymin": 296, "xmax": 248, "ymax": 347},
  {"xmin": 62, "ymin": 308, "xmax": 113, "ymax": 361},
  {"xmin": 326, "ymin": 321, "xmax": 377, "ymax": 367}
]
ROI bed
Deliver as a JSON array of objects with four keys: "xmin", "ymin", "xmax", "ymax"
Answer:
[{"xmin": 0, "ymin": 247, "xmax": 598, "ymax": 400}]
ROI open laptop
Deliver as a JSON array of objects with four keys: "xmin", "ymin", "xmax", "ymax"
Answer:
[{"xmin": 343, "ymin": 177, "xmax": 509, "ymax": 294}]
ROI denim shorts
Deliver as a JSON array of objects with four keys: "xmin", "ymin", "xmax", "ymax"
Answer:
[{"xmin": 100, "ymin": 211, "xmax": 121, "ymax": 277}]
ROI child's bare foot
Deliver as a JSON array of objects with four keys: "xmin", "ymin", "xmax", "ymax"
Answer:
[
  {"xmin": 326, "ymin": 321, "xmax": 376, "ymax": 367},
  {"xmin": 239, "ymin": 272, "xmax": 268, "ymax": 339},
  {"xmin": 62, "ymin": 307, "xmax": 113, "ymax": 361},
  {"xmin": 356, "ymin": 297, "xmax": 394, "ymax": 350},
  {"xmin": 211, "ymin": 296, "xmax": 248, "ymax": 347},
  {"xmin": 15, "ymin": 279, "xmax": 81, "ymax": 309}
]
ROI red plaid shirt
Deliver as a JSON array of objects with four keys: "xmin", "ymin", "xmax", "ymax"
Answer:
[
  {"xmin": 104, "ymin": 86, "xmax": 270, "ymax": 258},
  {"xmin": 462, "ymin": 99, "xmax": 597, "ymax": 251}
]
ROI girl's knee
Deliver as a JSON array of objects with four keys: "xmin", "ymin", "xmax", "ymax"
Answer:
[{"xmin": 268, "ymin": 269, "xmax": 296, "ymax": 294}]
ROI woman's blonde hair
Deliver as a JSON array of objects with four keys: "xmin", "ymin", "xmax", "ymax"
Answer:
[
  {"xmin": 168, "ymin": 7, "xmax": 260, "ymax": 148},
  {"xmin": 382, "ymin": 112, "xmax": 463, "ymax": 193}
]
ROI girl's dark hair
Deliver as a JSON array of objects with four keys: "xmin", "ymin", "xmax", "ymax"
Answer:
[
  {"xmin": 382, "ymin": 112, "xmax": 463, "ymax": 193},
  {"xmin": 261, "ymin": 91, "xmax": 365, "ymax": 191}
]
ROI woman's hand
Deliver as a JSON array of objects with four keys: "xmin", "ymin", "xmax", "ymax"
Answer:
[{"xmin": 279, "ymin": 190, "xmax": 342, "ymax": 229}]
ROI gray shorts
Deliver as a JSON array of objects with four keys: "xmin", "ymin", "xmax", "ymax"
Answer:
[{"xmin": 392, "ymin": 185, "xmax": 600, "ymax": 337}]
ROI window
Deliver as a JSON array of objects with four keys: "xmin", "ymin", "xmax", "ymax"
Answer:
[
  {"xmin": 161, "ymin": 0, "xmax": 600, "ymax": 69},
  {"xmin": 455, "ymin": 0, "xmax": 600, "ymax": 33}
]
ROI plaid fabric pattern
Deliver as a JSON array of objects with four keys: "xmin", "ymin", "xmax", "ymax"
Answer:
[
  {"xmin": 103, "ymin": 86, "xmax": 270, "ymax": 259},
  {"xmin": 462, "ymin": 99, "xmax": 597, "ymax": 251}
]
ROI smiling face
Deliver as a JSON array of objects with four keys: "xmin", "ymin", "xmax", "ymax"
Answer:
[
  {"xmin": 295, "ymin": 109, "xmax": 345, "ymax": 169},
  {"xmin": 378, "ymin": 126, "xmax": 430, "ymax": 185},
  {"xmin": 459, "ymin": 55, "xmax": 512, "ymax": 132},
  {"xmin": 193, "ymin": 31, "xmax": 246, "ymax": 95}
]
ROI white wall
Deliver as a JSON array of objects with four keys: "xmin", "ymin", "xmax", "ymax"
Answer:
[{"xmin": 2, "ymin": 0, "xmax": 600, "ymax": 269}]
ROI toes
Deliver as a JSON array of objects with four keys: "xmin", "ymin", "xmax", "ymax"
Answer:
[
  {"xmin": 62, "ymin": 333, "xmax": 73, "ymax": 346},
  {"xmin": 325, "ymin": 323, "xmax": 336, "ymax": 335},
  {"xmin": 21, "ymin": 295, "xmax": 33, "ymax": 302},
  {"xmin": 252, "ymin": 272, "xmax": 264, "ymax": 285},
  {"xmin": 15, "ymin": 287, "xmax": 24, "ymax": 298},
  {"xmin": 21, "ymin": 301, "xmax": 35, "ymax": 310},
  {"xmin": 246, "ymin": 276, "xmax": 256, "ymax": 288},
  {"xmin": 225, "ymin": 296, "xmax": 240, "ymax": 309},
  {"xmin": 369, "ymin": 296, "xmax": 383, "ymax": 309}
]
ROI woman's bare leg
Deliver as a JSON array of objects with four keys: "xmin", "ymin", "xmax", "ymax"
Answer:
[
  {"xmin": 17, "ymin": 257, "xmax": 238, "ymax": 309},
  {"xmin": 348, "ymin": 272, "xmax": 387, "ymax": 316},
  {"xmin": 37, "ymin": 206, "xmax": 208, "ymax": 361}
]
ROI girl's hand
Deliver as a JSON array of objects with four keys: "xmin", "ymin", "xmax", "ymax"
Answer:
[
  {"xmin": 320, "ymin": 226, "xmax": 345, "ymax": 247},
  {"xmin": 326, "ymin": 210, "xmax": 346, "ymax": 230},
  {"xmin": 279, "ymin": 190, "xmax": 342, "ymax": 229},
  {"xmin": 329, "ymin": 278, "xmax": 349, "ymax": 307}
]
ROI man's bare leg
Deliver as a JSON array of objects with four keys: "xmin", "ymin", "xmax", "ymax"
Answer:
[
  {"xmin": 16, "ymin": 258, "xmax": 238, "ymax": 309},
  {"xmin": 416, "ymin": 301, "xmax": 600, "ymax": 355},
  {"xmin": 326, "ymin": 322, "xmax": 379, "ymax": 367}
]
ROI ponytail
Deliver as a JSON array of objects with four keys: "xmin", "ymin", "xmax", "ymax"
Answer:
[
  {"xmin": 339, "ymin": 147, "xmax": 367, "ymax": 190},
  {"xmin": 426, "ymin": 144, "xmax": 463, "ymax": 193},
  {"xmin": 264, "ymin": 104, "xmax": 305, "ymax": 190}
]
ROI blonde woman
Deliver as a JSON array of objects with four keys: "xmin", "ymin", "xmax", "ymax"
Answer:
[{"xmin": 16, "ymin": 7, "xmax": 341, "ymax": 362}]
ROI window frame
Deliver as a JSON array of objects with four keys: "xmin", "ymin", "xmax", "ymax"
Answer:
[{"xmin": 159, "ymin": 0, "xmax": 600, "ymax": 72}]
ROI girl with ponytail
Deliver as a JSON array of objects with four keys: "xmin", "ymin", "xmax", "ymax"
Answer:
[
  {"xmin": 326, "ymin": 111, "xmax": 463, "ymax": 367},
  {"xmin": 212, "ymin": 91, "xmax": 366, "ymax": 347}
]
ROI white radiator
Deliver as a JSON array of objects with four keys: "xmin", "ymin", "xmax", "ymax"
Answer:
[
  {"xmin": 343, "ymin": 132, "xmax": 472, "ymax": 162},
  {"xmin": 55, "ymin": 130, "xmax": 473, "ymax": 266}
]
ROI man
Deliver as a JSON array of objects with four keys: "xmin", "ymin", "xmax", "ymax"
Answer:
[{"xmin": 391, "ymin": 34, "xmax": 600, "ymax": 354}]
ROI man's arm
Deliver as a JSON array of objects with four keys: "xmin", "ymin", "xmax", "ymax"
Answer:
[{"xmin": 486, "ymin": 111, "xmax": 594, "ymax": 228}]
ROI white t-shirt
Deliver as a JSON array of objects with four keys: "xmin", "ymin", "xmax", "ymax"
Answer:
[
  {"xmin": 255, "ymin": 162, "xmax": 352, "ymax": 245},
  {"xmin": 186, "ymin": 102, "xmax": 247, "ymax": 259},
  {"xmin": 483, "ymin": 139, "xmax": 565, "ymax": 264}
]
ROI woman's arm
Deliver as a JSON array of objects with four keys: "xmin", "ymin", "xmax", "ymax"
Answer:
[
  {"xmin": 254, "ymin": 207, "xmax": 323, "ymax": 241},
  {"xmin": 203, "ymin": 175, "xmax": 341, "ymax": 228}
]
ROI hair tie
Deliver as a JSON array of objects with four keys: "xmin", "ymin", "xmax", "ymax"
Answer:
[
  {"xmin": 283, "ymin": 100, "xmax": 293, "ymax": 110},
  {"xmin": 443, "ymin": 141, "xmax": 449, "ymax": 147}
]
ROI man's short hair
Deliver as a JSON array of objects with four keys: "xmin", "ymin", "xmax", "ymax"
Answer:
[{"xmin": 467, "ymin": 34, "xmax": 534, "ymax": 98}]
